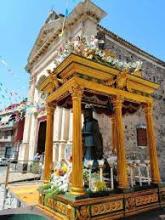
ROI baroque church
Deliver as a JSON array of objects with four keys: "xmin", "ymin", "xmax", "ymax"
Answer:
[{"xmin": 19, "ymin": 0, "xmax": 165, "ymax": 179}]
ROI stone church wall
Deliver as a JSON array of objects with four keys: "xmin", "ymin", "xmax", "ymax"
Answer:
[{"xmin": 96, "ymin": 36, "xmax": 165, "ymax": 180}]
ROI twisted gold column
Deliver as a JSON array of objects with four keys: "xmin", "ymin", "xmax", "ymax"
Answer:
[
  {"xmin": 113, "ymin": 96, "xmax": 128, "ymax": 189},
  {"xmin": 43, "ymin": 104, "xmax": 55, "ymax": 181},
  {"xmin": 70, "ymin": 85, "xmax": 85, "ymax": 195},
  {"xmin": 144, "ymin": 102, "xmax": 161, "ymax": 184}
]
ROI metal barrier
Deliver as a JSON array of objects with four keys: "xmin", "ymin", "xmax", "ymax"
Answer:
[
  {"xmin": 0, "ymin": 160, "xmax": 43, "ymax": 210},
  {"xmin": 2, "ymin": 160, "xmax": 43, "ymax": 187}
]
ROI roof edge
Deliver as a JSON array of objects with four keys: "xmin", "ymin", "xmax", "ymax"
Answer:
[{"xmin": 98, "ymin": 25, "xmax": 165, "ymax": 68}]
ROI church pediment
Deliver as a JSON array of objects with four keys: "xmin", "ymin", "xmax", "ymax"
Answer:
[
  {"xmin": 26, "ymin": 0, "xmax": 107, "ymax": 72},
  {"xmin": 28, "ymin": 11, "xmax": 63, "ymax": 64}
]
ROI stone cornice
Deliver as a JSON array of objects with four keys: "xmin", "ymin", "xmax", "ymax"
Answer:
[{"xmin": 26, "ymin": 0, "xmax": 106, "ymax": 73}]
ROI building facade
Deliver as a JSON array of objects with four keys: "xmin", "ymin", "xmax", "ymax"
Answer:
[
  {"xmin": 0, "ymin": 103, "xmax": 25, "ymax": 160},
  {"xmin": 21, "ymin": 0, "xmax": 165, "ymax": 179}
]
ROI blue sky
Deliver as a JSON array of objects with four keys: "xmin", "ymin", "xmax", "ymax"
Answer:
[{"xmin": 0, "ymin": 0, "xmax": 165, "ymax": 109}]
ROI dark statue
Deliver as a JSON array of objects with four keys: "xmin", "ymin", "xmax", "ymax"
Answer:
[{"xmin": 82, "ymin": 106, "xmax": 103, "ymax": 166}]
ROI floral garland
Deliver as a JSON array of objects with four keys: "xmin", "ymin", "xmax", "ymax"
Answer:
[{"xmin": 53, "ymin": 35, "xmax": 143, "ymax": 74}]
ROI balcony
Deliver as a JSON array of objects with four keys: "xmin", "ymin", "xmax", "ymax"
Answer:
[{"xmin": 0, "ymin": 136, "xmax": 13, "ymax": 142}]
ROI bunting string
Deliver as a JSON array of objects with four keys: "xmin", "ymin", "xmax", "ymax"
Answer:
[{"xmin": 0, "ymin": 55, "xmax": 28, "ymax": 94}]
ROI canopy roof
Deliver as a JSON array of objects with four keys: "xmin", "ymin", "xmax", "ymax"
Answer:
[{"xmin": 38, "ymin": 53, "xmax": 159, "ymax": 114}]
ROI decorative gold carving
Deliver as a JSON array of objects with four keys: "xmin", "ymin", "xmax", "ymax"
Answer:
[
  {"xmin": 48, "ymin": 72, "xmax": 63, "ymax": 92},
  {"xmin": 133, "ymin": 70, "xmax": 142, "ymax": 77},
  {"xmin": 46, "ymin": 104, "xmax": 54, "ymax": 115},
  {"xmin": 105, "ymin": 71, "xmax": 144, "ymax": 94},
  {"xmin": 67, "ymin": 205, "xmax": 75, "ymax": 220},
  {"xmin": 39, "ymin": 190, "xmax": 161, "ymax": 219},
  {"xmin": 47, "ymin": 75, "xmax": 153, "ymax": 104},
  {"xmin": 160, "ymin": 189, "xmax": 165, "ymax": 205},
  {"xmin": 91, "ymin": 200, "xmax": 123, "ymax": 216},
  {"xmin": 116, "ymin": 72, "xmax": 128, "ymax": 89},
  {"xmin": 126, "ymin": 197, "xmax": 136, "ymax": 209},
  {"xmin": 105, "ymin": 77, "xmax": 116, "ymax": 87},
  {"xmin": 76, "ymin": 206, "xmax": 90, "ymax": 220},
  {"xmin": 135, "ymin": 193, "xmax": 158, "ymax": 206},
  {"xmin": 47, "ymin": 198, "xmax": 54, "ymax": 209},
  {"xmin": 126, "ymin": 193, "xmax": 158, "ymax": 210},
  {"xmin": 105, "ymin": 71, "xmax": 128, "ymax": 89},
  {"xmin": 69, "ymin": 83, "xmax": 84, "ymax": 98},
  {"xmin": 39, "ymin": 194, "xmax": 44, "ymax": 205},
  {"xmin": 51, "ymin": 201, "xmax": 68, "ymax": 215},
  {"xmin": 143, "ymin": 102, "xmax": 153, "ymax": 115},
  {"xmin": 112, "ymin": 95, "xmax": 124, "ymax": 109}
]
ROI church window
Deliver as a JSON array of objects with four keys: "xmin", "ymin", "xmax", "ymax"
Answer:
[{"xmin": 136, "ymin": 124, "xmax": 147, "ymax": 147}]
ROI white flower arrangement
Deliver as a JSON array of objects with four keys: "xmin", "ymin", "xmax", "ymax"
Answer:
[
  {"xmin": 52, "ymin": 35, "xmax": 143, "ymax": 74},
  {"xmin": 51, "ymin": 159, "xmax": 72, "ymax": 193}
]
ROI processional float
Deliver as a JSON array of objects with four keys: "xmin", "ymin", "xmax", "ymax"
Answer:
[{"xmin": 37, "ymin": 36, "xmax": 164, "ymax": 220}]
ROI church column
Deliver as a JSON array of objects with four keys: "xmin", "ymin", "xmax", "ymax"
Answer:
[
  {"xmin": 58, "ymin": 108, "xmax": 70, "ymax": 161},
  {"xmin": 144, "ymin": 102, "xmax": 161, "ymax": 184},
  {"xmin": 43, "ymin": 104, "xmax": 55, "ymax": 181},
  {"xmin": 65, "ymin": 110, "xmax": 73, "ymax": 160},
  {"xmin": 70, "ymin": 85, "xmax": 85, "ymax": 195},
  {"xmin": 53, "ymin": 107, "xmax": 63, "ymax": 162},
  {"xmin": 19, "ymin": 76, "xmax": 36, "ymax": 160},
  {"xmin": 113, "ymin": 96, "xmax": 128, "ymax": 189}
]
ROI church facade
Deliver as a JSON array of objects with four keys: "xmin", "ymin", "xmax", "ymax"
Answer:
[{"xmin": 20, "ymin": 0, "xmax": 165, "ymax": 179}]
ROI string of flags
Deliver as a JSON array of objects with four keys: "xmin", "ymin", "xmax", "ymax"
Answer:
[
  {"xmin": 0, "ymin": 0, "xmax": 83, "ymax": 124},
  {"xmin": 0, "ymin": 55, "xmax": 27, "ymax": 99},
  {"xmin": 0, "ymin": 0, "xmax": 77, "ymax": 108},
  {"xmin": 0, "ymin": 97, "xmax": 46, "ymax": 126},
  {"xmin": 0, "ymin": 81, "xmax": 25, "ymax": 109}
]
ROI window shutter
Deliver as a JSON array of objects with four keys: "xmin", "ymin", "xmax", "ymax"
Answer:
[{"xmin": 137, "ymin": 127, "xmax": 147, "ymax": 146}]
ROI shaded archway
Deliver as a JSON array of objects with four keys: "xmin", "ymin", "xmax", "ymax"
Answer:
[{"xmin": 37, "ymin": 121, "xmax": 46, "ymax": 154}]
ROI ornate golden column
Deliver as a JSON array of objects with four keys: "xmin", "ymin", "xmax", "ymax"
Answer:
[
  {"xmin": 43, "ymin": 104, "xmax": 55, "ymax": 181},
  {"xmin": 144, "ymin": 102, "xmax": 161, "ymax": 184},
  {"xmin": 112, "ymin": 115, "xmax": 117, "ymax": 154},
  {"xmin": 70, "ymin": 85, "xmax": 85, "ymax": 195},
  {"xmin": 113, "ymin": 96, "xmax": 128, "ymax": 189}
]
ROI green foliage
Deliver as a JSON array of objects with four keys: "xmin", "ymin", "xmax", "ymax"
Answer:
[
  {"xmin": 44, "ymin": 187, "xmax": 64, "ymax": 203},
  {"xmin": 95, "ymin": 180, "xmax": 107, "ymax": 192},
  {"xmin": 38, "ymin": 183, "xmax": 64, "ymax": 204},
  {"xmin": 83, "ymin": 169, "xmax": 89, "ymax": 185},
  {"xmin": 38, "ymin": 183, "xmax": 52, "ymax": 194}
]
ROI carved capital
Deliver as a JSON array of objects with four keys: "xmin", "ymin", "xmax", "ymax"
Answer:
[
  {"xmin": 46, "ymin": 103, "xmax": 55, "ymax": 115},
  {"xmin": 116, "ymin": 71, "xmax": 128, "ymax": 89},
  {"xmin": 143, "ymin": 101, "xmax": 153, "ymax": 115},
  {"xmin": 69, "ymin": 84, "xmax": 84, "ymax": 99},
  {"xmin": 112, "ymin": 96, "xmax": 124, "ymax": 110}
]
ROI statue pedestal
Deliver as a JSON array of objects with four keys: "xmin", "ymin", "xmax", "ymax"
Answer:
[{"xmin": 39, "ymin": 186, "xmax": 163, "ymax": 220}]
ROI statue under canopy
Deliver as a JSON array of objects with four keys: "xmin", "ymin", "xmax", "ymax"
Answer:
[{"xmin": 82, "ymin": 105, "xmax": 104, "ymax": 167}]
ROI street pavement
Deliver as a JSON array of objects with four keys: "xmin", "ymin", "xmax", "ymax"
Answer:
[
  {"xmin": 0, "ymin": 165, "xmax": 41, "ymax": 211},
  {"xmin": 0, "ymin": 166, "xmax": 6, "ymax": 178},
  {"xmin": 0, "ymin": 165, "xmax": 40, "ymax": 184}
]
